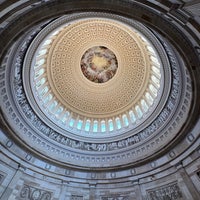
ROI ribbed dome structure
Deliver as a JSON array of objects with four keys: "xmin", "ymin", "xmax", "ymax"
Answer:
[
  {"xmin": 0, "ymin": 1, "xmax": 199, "ymax": 200},
  {"xmin": 24, "ymin": 14, "xmax": 167, "ymax": 140}
]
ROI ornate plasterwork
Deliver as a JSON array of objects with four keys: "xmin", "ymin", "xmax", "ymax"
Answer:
[
  {"xmin": 0, "ymin": 13, "xmax": 192, "ymax": 168},
  {"xmin": 11, "ymin": 36, "xmax": 182, "ymax": 152},
  {"xmin": 25, "ymin": 13, "xmax": 165, "ymax": 138},
  {"xmin": 70, "ymin": 195, "xmax": 83, "ymax": 200},
  {"xmin": 101, "ymin": 194, "xmax": 130, "ymax": 200},
  {"xmin": 147, "ymin": 182, "xmax": 182, "ymax": 200},
  {"xmin": 20, "ymin": 184, "xmax": 52, "ymax": 200},
  {"xmin": 46, "ymin": 18, "xmax": 149, "ymax": 115}
]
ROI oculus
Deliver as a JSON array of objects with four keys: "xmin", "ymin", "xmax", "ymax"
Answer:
[{"xmin": 81, "ymin": 46, "xmax": 118, "ymax": 83}]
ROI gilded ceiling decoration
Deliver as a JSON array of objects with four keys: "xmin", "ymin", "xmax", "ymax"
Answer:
[
  {"xmin": 28, "ymin": 17, "xmax": 164, "ymax": 137},
  {"xmin": 0, "ymin": 1, "xmax": 199, "ymax": 199},
  {"xmin": 0, "ymin": 12, "xmax": 193, "ymax": 169}
]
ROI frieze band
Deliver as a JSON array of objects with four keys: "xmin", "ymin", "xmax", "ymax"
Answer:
[{"xmin": 0, "ymin": 12, "xmax": 192, "ymax": 168}]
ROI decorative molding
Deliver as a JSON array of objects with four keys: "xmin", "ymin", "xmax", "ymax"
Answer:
[
  {"xmin": 20, "ymin": 184, "xmax": 52, "ymax": 200},
  {"xmin": 0, "ymin": 11, "xmax": 193, "ymax": 168},
  {"xmin": 70, "ymin": 195, "xmax": 83, "ymax": 200},
  {"xmin": 101, "ymin": 194, "xmax": 130, "ymax": 200},
  {"xmin": 0, "ymin": 173, "xmax": 5, "ymax": 185},
  {"xmin": 147, "ymin": 182, "xmax": 182, "ymax": 200},
  {"xmin": 22, "ymin": 12, "xmax": 169, "ymax": 140},
  {"xmin": 11, "ymin": 38, "xmax": 182, "ymax": 150},
  {"xmin": 6, "ymin": 140, "xmax": 13, "ymax": 148},
  {"xmin": 29, "ymin": 16, "xmax": 163, "ymax": 137}
]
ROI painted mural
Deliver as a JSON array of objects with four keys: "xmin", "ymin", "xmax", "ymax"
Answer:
[{"xmin": 81, "ymin": 46, "xmax": 118, "ymax": 83}]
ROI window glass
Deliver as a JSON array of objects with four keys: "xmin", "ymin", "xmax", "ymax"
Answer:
[
  {"xmin": 39, "ymin": 86, "xmax": 48, "ymax": 96},
  {"xmin": 101, "ymin": 121, "xmax": 106, "ymax": 132},
  {"xmin": 44, "ymin": 94, "xmax": 52, "ymax": 104},
  {"xmin": 61, "ymin": 112, "xmax": 70, "ymax": 123},
  {"xmin": 108, "ymin": 119, "xmax": 114, "ymax": 131},
  {"xmin": 141, "ymin": 99, "xmax": 148, "ymax": 112},
  {"xmin": 77, "ymin": 120, "xmax": 83, "ymax": 130},
  {"xmin": 93, "ymin": 120, "xmax": 98, "ymax": 132},
  {"xmin": 38, "ymin": 49, "xmax": 47, "ymax": 56},
  {"xmin": 145, "ymin": 92, "xmax": 153, "ymax": 105},
  {"xmin": 150, "ymin": 56, "xmax": 160, "ymax": 66},
  {"xmin": 85, "ymin": 120, "xmax": 91, "ymax": 132},
  {"xmin": 129, "ymin": 110, "xmax": 136, "ymax": 123},
  {"xmin": 115, "ymin": 117, "xmax": 122, "ymax": 130},
  {"xmin": 152, "ymin": 66, "xmax": 161, "ymax": 77},
  {"xmin": 147, "ymin": 46, "xmax": 154, "ymax": 54},
  {"xmin": 135, "ymin": 105, "xmax": 143, "ymax": 119},
  {"xmin": 55, "ymin": 106, "xmax": 63, "ymax": 117},
  {"xmin": 122, "ymin": 114, "xmax": 129, "ymax": 127},
  {"xmin": 43, "ymin": 39, "xmax": 52, "ymax": 46},
  {"xmin": 36, "ymin": 58, "xmax": 45, "ymax": 66},
  {"xmin": 35, "ymin": 68, "xmax": 44, "ymax": 78},
  {"xmin": 149, "ymin": 84, "xmax": 158, "ymax": 97},
  {"xmin": 69, "ymin": 118, "xmax": 75, "ymax": 127},
  {"xmin": 36, "ymin": 77, "xmax": 46, "ymax": 88},
  {"xmin": 151, "ymin": 75, "xmax": 160, "ymax": 87},
  {"xmin": 50, "ymin": 100, "xmax": 57, "ymax": 111}
]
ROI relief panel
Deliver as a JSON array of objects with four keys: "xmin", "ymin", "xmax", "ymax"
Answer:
[
  {"xmin": 19, "ymin": 184, "xmax": 52, "ymax": 200},
  {"xmin": 70, "ymin": 195, "xmax": 83, "ymax": 200},
  {"xmin": 147, "ymin": 182, "xmax": 182, "ymax": 200}
]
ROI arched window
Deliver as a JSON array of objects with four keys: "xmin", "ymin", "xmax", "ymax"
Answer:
[
  {"xmin": 50, "ymin": 100, "xmax": 57, "ymax": 111},
  {"xmin": 141, "ymin": 99, "xmax": 148, "ymax": 113},
  {"xmin": 129, "ymin": 110, "xmax": 136, "ymax": 123},
  {"xmin": 145, "ymin": 92, "xmax": 153, "ymax": 105},
  {"xmin": 152, "ymin": 66, "xmax": 161, "ymax": 77},
  {"xmin": 55, "ymin": 106, "xmax": 63, "ymax": 117},
  {"xmin": 93, "ymin": 120, "xmax": 98, "ymax": 132},
  {"xmin": 61, "ymin": 112, "xmax": 70, "ymax": 123},
  {"xmin": 43, "ymin": 39, "xmax": 52, "ymax": 46},
  {"xmin": 38, "ymin": 49, "xmax": 47, "ymax": 56},
  {"xmin": 135, "ymin": 105, "xmax": 143, "ymax": 119},
  {"xmin": 122, "ymin": 114, "xmax": 129, "ymax": 127},
  {"xmin": 52, "ymin": 30, "xmax": 59, "ymax": 36},
  {"xmin": 35, "ymin": 68, "xmax": 44, "ymax": 78},
  {"xmin": 101, "ymin": 120, "xmax": 106, "ymax": 132},
  {"xmin": 36, "ymin": 58, "xmax": 45, "ymax": 66},
  {"xmin": 85, "ymin": 120, "xmax": 91, "ymax": 132},
  {"xmin": 36, "ymin": 77, "xmax": 46, "ymax": 88},
  {"xmin": 151, "ymin": 75, "xmax": 160, "ymax": 87},
  {"xmin": 150, "ymin": 56, "xmax": 160, "ymax": 66},
  {"xmin": 115, "ymin": 117, "xmax": 121, "ymax": 130},
  {"xmin": 77, "ymin": 120, "xmax": 83, "ymax": 130},
  {"xmin": 149, "ymin": 84, "xmax": 158, "ymax": 97},
  {"xmin": 39, "ymin": 86, "xmax": 48, "ymax": 96},
  {"xmin": 69, "ymin": 118, "xmax": 75, "ymax": 127},
  {"xmin": 44, "ymin": 93, "xmax": 52, "ymax": 104},
  {"xmin": 140, "ymin": 35, "xmax": 147, "ymax": 42},
  {"xmin": 108, "ymin": 119, "xmax": 114, "ymax": 131},
  {"xmin": 147, "ymin": 46, "xmax": 154, "ymax": 54}
]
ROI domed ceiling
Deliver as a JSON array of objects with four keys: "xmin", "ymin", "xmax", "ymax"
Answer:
[
  {"xmin": 1, "ymin": 1, "xmax": 200, "ymax": 200},
  {"xmin": 0, "ymin": 11, "xmax": 194, "ymax": 169},
  {"xmin": 23, "ymin": 13, "xmax": 169, "ymax": 140}
]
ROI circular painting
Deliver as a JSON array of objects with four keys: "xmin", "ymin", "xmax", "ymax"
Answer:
[{"xmin": 81, "ymin": 46, "xmax": 118, "ymax": 83}]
